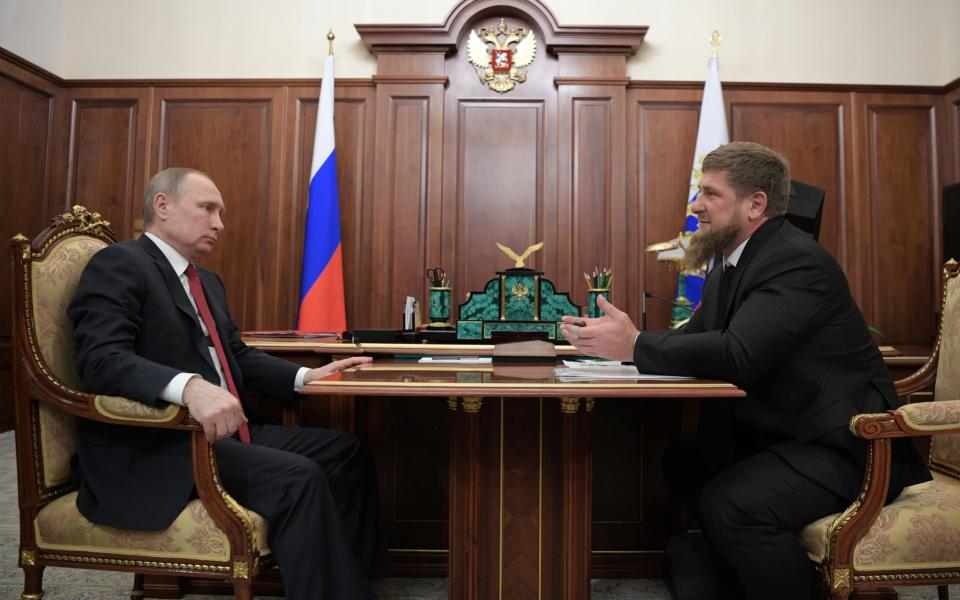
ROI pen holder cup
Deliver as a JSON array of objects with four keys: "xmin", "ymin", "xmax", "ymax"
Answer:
[
  {"xmin": 586, "ymin": 289, "xmax": 610, "ymax": 319},
  {"xmin": 428, "ymin": 287, "xmax": 452, "ymax": 327}
]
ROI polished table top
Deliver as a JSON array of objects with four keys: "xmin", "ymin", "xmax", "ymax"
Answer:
[
  {"xmin": 244, "ymin": 337, "xmax": 587, "ymax": 356},
  {"xmin": 300, "ymin": 359, "xmax": 745, "ymax": 398},
  {"xmin": 243, "ymin": 336, "xmax": 928, "ymax": 367}
]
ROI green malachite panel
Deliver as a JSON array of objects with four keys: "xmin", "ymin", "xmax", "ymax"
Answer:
[
  {"xmin": 502, "ymin": 274, "xmax": 537, "ymax": 320},
  {"xmin": 456, "ymin": 269, "xmax": 580, "ymax": 340},
  {"xmin": 429, "ymin": 288, "xmax": 451, "ymax": 322},
  {"xmin": 458, "ymin": 279, "xmax": 500, "ymax": 321},
  {"xmin": 457, "ymin": 321, "xmax": 483, "ymax": 339},
  {"xmin": 457, "ymin": 372, "xmax": 483, "ymax": 383},
  {"xmin": 483, "ymin": 321, "xmax": 556, "ymax": 339},
  {"xmin": 539, "ymin": 280, "xmax": 580, "ymax": 321},
  {"xmin": 587, "ymin": 290, "xmax": 609, "ymax": 318}
]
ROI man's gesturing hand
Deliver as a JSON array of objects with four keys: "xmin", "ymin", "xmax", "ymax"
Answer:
[
  {"xmin": 182, "ymin": 377, "xmax": 248, "ymax": 442},
  {"xmin": 559, "ymin": 295, "xmax": 639, "ymax": 362}
]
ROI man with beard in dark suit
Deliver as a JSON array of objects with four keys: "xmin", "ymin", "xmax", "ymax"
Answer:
[
  {"xmin": 560, "ymin": 142, "xmax": 930, "ymax": 599},
  {"xmin": 68, "ymin": 167, "xmax": 388, "ymax": 600}
]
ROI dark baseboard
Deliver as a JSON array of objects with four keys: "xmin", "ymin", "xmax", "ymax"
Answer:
[{"xmin": 141, "ymin": 550, "xmax": 665, "ymax": 597}]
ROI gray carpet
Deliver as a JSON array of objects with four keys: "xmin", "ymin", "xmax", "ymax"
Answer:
[{"xmin": 0, "ymin": 431, "xmax": 953, "ymax": 599}]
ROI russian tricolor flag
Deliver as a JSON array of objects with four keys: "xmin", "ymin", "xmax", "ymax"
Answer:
[{"xmin": 298, "ymin": 53, "xmax": 346, "ymax": 333}]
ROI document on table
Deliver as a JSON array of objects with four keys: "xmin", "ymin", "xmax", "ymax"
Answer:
[
  {"xmin": 418, "ymin": 356, "xmax": 492, "ymax": 364},
  {"xmin": 555, "ymin": 359, "xmax": 694, "ymax": 380}
]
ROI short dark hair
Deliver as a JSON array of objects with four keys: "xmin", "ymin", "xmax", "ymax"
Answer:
[
  {"xmin": 702, "ymin": 142, "xmax": 791, "ymax": 217},
  {"xmin": 142, "ymin": 167, "xmax": 212, "ymax": 225}
]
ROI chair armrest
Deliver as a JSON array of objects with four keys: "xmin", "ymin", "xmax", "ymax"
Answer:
[
  {"xmin": 94, "ymin": 394, "xmax": 183, "ymax": 423},
  {"xmin": 851, "ymin": 400, "xmax": 960, "ymax": 439},
  {"xmin": 829, "ymin": 401, "xmax": 960, "ymax": 571},
  {"xmin": 896, "ymin": 399, "xmax": 960, "ymax": 432},
  {"xmin": 27, "ymin": 376, "xmax": 199, "ymax": 431}
]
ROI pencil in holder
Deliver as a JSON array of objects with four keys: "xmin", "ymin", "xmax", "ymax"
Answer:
[
  {"xmin": 586, "ymin": 289, "xmax": 610, "ymax": 318},
  {"xmin": 428, "ymin": 287, "xmax": 453, "ymax": 327}
]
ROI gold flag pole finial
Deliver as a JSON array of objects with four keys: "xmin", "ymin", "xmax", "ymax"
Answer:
[
  {"xmin": 710, "ymin": 30, "xmax": 721, "ymax": 57},
  {"xmin": 327, "ymin": 30, "xmax": 335, "ymax": 56}
]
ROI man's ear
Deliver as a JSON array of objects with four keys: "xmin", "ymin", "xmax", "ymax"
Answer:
[
  {"xmin": 152, "ymin": 192, "xmax": 170, "ymax": 221},
  {"xmin": 747, "ymin": 191, "xmax": 768, "ymax": 220}
]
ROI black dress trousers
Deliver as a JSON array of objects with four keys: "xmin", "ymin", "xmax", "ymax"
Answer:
[{"xmin": 214, "ymin": 423, "xmax": 389, "ymax": 600}]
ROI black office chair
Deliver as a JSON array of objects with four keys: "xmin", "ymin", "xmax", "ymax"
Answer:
[{"xmin": 785, "ymin": 180, "xmax": 826, "ymax": 241}]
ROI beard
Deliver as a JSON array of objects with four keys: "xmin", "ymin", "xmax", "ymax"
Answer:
[{"xmin": 680, "ymin": 222, "xmax": 742, "ymax": 272}]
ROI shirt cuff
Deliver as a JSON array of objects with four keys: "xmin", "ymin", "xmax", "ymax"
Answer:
[
  {"xmin": 294, "ymin": 367, "xmax": 309, "ymax": 391},
  {"xmin": 160, "ymin": 372, "xmax": 200, "ymax": 405}
]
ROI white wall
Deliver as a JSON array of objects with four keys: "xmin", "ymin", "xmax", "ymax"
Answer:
[
  {"xmin": 0, "ymin": 0, "xmax": 956, "ymax": 86},
  {"xmin": 947, "ymin": 0, "xmax": 960, "ymax": 84},
  {"xmin": 0, "ymin": 0, "xmax": 69, "ymax": 76}
]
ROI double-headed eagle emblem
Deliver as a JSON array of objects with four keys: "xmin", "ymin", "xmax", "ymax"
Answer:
[{"xmin": 467, "ymin": 18, "xmax": 537, "ymax": 93}]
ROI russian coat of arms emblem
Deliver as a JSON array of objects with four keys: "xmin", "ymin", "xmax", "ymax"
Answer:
[{"xmin": 467, "ymin": 18, "xmax": 537, "ymax": 93}]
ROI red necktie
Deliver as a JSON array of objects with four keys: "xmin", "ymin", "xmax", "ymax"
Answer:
[{"xmin": 185, "ymin": 264, "xmax": 251, "ymax": 443}]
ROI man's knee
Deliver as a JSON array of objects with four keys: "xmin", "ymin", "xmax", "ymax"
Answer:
[
  {"xmin": 697, "ymin": 478, "xmax": 762, "ymax": 540},
  {"xmin": 278, "ymin": 454, "xmax": 329, "ymax": 491}
]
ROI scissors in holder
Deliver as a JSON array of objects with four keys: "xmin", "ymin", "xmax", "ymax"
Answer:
[{"xmin": 426, "ymin": 267, "xmax": 447, "ymax": 287}]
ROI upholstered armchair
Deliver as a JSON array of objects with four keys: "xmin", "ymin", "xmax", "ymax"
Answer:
[
  {"xmin": 800, "ymin": 259, "xmax": 960, "ymax": 600},
  {"xmin": 11, "ymin": 206, "xmax": 271, "ymax": 600}
]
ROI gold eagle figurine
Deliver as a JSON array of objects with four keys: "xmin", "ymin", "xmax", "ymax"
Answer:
[{"xmin": 496, "ymin": 241, "xmax": 544, "ymax": 268}]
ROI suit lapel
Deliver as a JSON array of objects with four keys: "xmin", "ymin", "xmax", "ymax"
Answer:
[
  {"xmin": 137, "ymin": 235, "xmax": 217, "ymax": 371},
  {"xmin": 717, "ymin": 218, "xmax": 785, "ymax": 326}
]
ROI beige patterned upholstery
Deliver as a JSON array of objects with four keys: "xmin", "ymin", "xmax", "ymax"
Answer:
[
  {"xmin": 31, "ymin": 236, "xmax": 106, "ymax": 389},
  {"xmin": 799, "ymin": 261, "xmax": 960, "ymax": 598},
  {"xmin": 801, "ymin": 473, "xmax": 960, "ymax": 571},
  {"xmin": 32, "ymin": 236, "xmax": 107, "ymax": 488},
  {"xmin": 931, "ymin": 272, "xmax": 960, "ymax": 475},
  {"xmin": 35, "ymin": 492, "xmax": 270, "ymax": 562}
]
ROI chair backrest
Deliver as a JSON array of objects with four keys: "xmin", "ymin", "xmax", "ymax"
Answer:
[
  {"xmin": 931, "ymin": 259, "xmax": 960, "ymax": 477},
  {"xmin": 13, "ymin": 206, "xmax": 116, "ymax": 496}
]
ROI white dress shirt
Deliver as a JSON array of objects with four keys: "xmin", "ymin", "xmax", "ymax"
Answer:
[{"xmin": 144, "ymin": 232, "xmax": 307, "ymax": 405}]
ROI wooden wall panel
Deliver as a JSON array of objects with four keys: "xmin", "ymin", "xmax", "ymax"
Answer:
[
  {"xmin": 571, "ymin": 98, "xmax": 611, "ymax": 299},
  {"xmin": 629, "ymin": 91, "xmax": 701, "ymax": 330},
  {"xmin": 367, "ymin": 84, "xmax": 444, "ymax": 328},
  {"xmin": 861, "ymin": 98, "xmax": 940, "ymax": 345},
  {"xmin": 0, "ymin": 68, "xmax": 56, "ymax": 430},
  {"xmin": 729, "ymin": 98, "xmax": 847, "ymax": 264},
  {"xmin": 592, "ymin": 398, "xmax": 683, "ymax": 552},
  {"xmin": 453, "ymin": 101, "xmax": 544, "ymax": 296},
  {"xmin": 364, "ymin": 396, "xmax": 449, "ymax": 549},
  {"xmin": 64, "ymin": 91, "xmax": 150, "ymax": 240},
  {"xmin": 556, "ymin": 86, "xmax": 626, "ymax": 308},
  {"xmin": 154, "ymin": 89, "xmax": 283, "ymax": 330},
  {"xmin": 949, "ymin": 86, "xmax": 960, "ymax": 184}
]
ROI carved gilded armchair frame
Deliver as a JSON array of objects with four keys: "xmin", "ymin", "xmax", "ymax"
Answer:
[
  {"xmin": 11, "ymin": 206, "xmax": 269, "ymax": 600},
  {"xmin": 808, "ymin": 260, "xmax": 960, "ymax": 600}
]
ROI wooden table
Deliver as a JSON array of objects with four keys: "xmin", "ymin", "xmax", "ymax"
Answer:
[{"xmin": 300, "ymin": 359, "xmax": 744, "ymax": 600}]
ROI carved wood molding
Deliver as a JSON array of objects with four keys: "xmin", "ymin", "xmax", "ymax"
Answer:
[
  {"xmin": 554, "ymin": 77, "xmax": 631, "ymax": 87},
  {"xmin": 371, "ymin": 75, "xmax": 450, "ymax": 85},
  {"xmin": 355, "ymin": 0, "xmax": 647, "ymax": 56}
]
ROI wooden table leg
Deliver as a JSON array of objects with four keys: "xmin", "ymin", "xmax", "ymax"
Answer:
[
  {"xmin": 448, "ymin": 396, "xmax": 484, "ymax": 600},
  {"xmin": 558, "ymin": 397, "xmax": 592, "ymax": 600}
]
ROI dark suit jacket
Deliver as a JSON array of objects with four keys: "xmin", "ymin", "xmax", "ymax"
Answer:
[
  {"xmin": 67, "ymin": 235, "xmax": 301, "ymax": 530},
  {"xmin": 634, "ymin": 218, "xmax": 929, "ymax": 500}
]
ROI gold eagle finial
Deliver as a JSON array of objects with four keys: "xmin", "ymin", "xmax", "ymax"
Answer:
[{"xmin": 496, "ymin": 241, "xmax": 544, "ymax": 268}]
